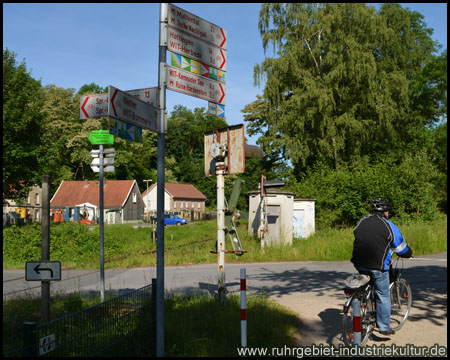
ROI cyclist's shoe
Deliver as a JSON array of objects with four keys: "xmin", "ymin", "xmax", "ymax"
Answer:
[{"xmin": 379, "ymin": 329, "xmax": 395, "ymax": 335}]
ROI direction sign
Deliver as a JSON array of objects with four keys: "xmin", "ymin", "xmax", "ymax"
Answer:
[
  {"xmin": 109, "ymin": 118, "xmax": 143, "ymax": 142},
  {"xmin": 91, "ymin": 165, "xmax": 114, "ymax": 173},
  {"xmin": 124, "ymin": 87, "xmax": 159, "ymax": 107},
  {"xmin": 208, "ymin": 102, "xmax": 225, "ymax": 117},
  {"xmin": 109, "ymin": 85, "xmax": 159, "ymax": 132},
  {"xmin": 80, "ymin": 94, "xmax": 109, "ymax": 119},
  {"xmin": 89, "ymin": 130, "xmax": 114, "ymax": 145},
  {"xmin": 167, "ymin": 3, "xmax": 227, "ymax": 50},
  {"xmin": 91, "ymin": 157, "xmax": 114, "ymax": 166},
  {"xmin": 80, "ymin": 87, "xmax": 158, "ymax": 120},
  {"xmin": 171, "ymin": 53, "xmax": 225, "ymax": 83},
  {"xmin": 166, "ymin": 65, "xmax": 225, "ymax": 105},
  {"xmin": 26, "ymin": 261, "xmax": 61, "ymax": 281},
  {"xmin": 90, "ymin": 149, "xmax": 115, "ymax": 157},
  {"xmin": 167, "ymin": 26, "xmax": 226, "ymax": 71}
]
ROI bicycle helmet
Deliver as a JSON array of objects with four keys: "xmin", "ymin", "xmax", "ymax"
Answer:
[{"xmin": 371, "ymin": 198, "xmax": 392, "ymax": 212}]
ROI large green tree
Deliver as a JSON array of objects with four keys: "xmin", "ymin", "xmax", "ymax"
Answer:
[
  {"xmin": 244, "ymin": 3, "xmax": 446, "ymax": 175},
  {"xmin": 3, "ymin": 48, "xmax": 45, "ymax": 200}
]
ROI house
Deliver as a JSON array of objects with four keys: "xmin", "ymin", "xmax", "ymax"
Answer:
[
  {"xmin": 3, "ymin": 184, "xmax": 43, "ymax": 224},
  {"xmin": 50, "ymin": 180, "xmax": 145, "ymax": 224},
  {"xmin": 248, "ymin": 189, "xmax": 316, "ymax": 244},
  {"xmin": 142, "ymin": 183, "xmax": 206, "ymax": 220},
  {"xmin": 248, "ymin": 188, "xmax": 295, "ymax": 246}
]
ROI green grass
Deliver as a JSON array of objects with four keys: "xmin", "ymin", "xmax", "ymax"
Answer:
[
  {"xmin": 3, "ymin": 292, "xmax": 300, "ymax": 357},
  {"xmin": 3, "ymin": 214, "xmax": 447, "ymax": 269}
]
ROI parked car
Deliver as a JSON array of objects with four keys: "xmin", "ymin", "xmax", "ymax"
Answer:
[{"xmin": 164, "ymin": 214, "xmax": 187, "ymax": 226}]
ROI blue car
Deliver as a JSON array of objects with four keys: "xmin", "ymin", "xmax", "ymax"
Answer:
[{"xmin": 164, "ymin": 214, "xmax": 187, "ymax": 226}]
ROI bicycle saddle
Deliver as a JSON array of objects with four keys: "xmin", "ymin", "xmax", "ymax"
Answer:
[{"xmin": 344, "ymin": 273, "xmax": 371, "ymax": 289}]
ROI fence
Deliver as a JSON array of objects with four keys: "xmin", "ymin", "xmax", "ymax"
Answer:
[{"xmin": 4, "ymin": 282, "xmax": 155, "ymax": 357}]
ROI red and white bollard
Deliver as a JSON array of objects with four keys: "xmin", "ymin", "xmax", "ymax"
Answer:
[
  {"xmin": 240, "ymin": 268, "xmax": 247, "ymax": 348},
  {"xmin": 352, "ymin": 299, "xmax": 361, "ymax": 345}
]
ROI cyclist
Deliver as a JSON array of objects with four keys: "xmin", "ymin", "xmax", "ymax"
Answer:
[{"xmin": 351, "ymin": 198, "xmax": 413, "ymax": 336}]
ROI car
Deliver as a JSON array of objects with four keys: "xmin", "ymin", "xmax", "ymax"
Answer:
[{"xmin": 164, "ymin": 214, "xmax": 188, "ymax": 226}]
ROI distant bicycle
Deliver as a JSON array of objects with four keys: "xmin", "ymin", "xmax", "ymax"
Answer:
[{"xmin": 342, "ymin": 256, "xmax": 412, "ymax": 346}]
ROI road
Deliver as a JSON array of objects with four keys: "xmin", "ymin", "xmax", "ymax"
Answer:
[{"xmin": 3, "ymin": 252, "xmax": 447, "ymax": 349}]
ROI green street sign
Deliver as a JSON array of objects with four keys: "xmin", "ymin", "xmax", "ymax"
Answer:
[{"xmin": 89, "ymin": 130, "xmax": 114, "ymax": 145}]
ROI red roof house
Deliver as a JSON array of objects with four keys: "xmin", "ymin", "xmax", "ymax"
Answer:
[
  {"xmin": 50, "ymin": 180, "xmax": 145, "ymax": 223},
  {"xmin": 142, "ymin": 182, "xmax": 206, "ymax": 219}
]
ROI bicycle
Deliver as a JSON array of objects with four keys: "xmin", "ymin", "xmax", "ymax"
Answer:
[{"xmin": 342, "ymin": 256, "xmax": 412, "ymax": 346}]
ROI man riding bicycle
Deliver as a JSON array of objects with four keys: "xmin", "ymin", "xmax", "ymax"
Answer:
[{"xmin": 351, "ymin": 198, "xmax": 413, "ymax": 336}]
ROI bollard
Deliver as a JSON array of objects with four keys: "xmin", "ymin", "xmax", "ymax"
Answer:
[
  {"xmin": 240, "ymin": 268, "xmax": 247, "ymax": 348},
  {"xmin": 352, "ymin": 299, "xmax": 361, "ymax": 345}
]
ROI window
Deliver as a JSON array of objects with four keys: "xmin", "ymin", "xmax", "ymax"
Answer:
[
  {"xmin": 180, "ymin": 201, "xmax": 183, "ymax": 208},
  {"xmin": 133, "ymin": 193, "xmax": 137, "ymax": 203},
  {"xmin": 35, "ymin": 193, "xmax": 40, "ymax": 205},
  {"xmin": 173, "ymin": 201, "xmax": 177, "ymax": 209},
  {"xmin": 198, "ymin": 202, "xmax": 201, "ymax": 209},
  {"xmin": 192, "ymin": 201, "xmax": 194, "ymax": 208}
]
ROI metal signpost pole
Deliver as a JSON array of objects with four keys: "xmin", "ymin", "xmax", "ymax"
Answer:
[
  {"xmin": 156, "ymin": 3, "xmax": 168, "ymax": 357},
  {"xmin": 41, "ymin": 175, "xmax": 50, "ymax": 323},
  {"xmin": 99, "ymin": 144, "xmax": 105, "ymax": 302},
  {"xmin": 216, "ymin": 162, "xmax": 226, "ymax": 303}
]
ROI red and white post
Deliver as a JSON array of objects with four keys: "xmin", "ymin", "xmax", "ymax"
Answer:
[
  {"xmin": 240, "ymin": 268, "xmax": 247, "ymax": 347},
  {"xmin": 352, "ymin": 299, "xmax": 361, "ymax": 345}
]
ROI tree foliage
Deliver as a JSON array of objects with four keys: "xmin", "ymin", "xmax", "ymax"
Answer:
[
  {"xmin": 242, "ymin": 3, "xmax": 447, "ymax": 222},
  {"xmin": 3, "ymin": 48, "xmax": 45, "ymax": 200}
]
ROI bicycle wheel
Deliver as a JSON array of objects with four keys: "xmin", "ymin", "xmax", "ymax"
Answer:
[
  {"xmin": 343, "ymin": 295, "xmax": 375, "ymax": 346},
  {"xmin": 390, "ymin": 278, "xmax": 412, "ymax": 330}
]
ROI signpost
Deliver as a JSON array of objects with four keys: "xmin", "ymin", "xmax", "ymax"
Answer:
[
  {"xmin": 208, "ymin": 102, "xmax": 225, "ymax": 118},
  {"xmin": 167, "ymin": 26, "xmax": 226, "ymax": 71},
  {"xmin": 26, "ymin": 261, "xmax": 61, "ymax": 281},
  {"xmin": 166, "ymin": 65, "xmax": 225, "ymax": 105},
  {"xmin": 109, "ymin": 85, "xmax": 159, "ymax": 132},
  {"xmin": 167, "ymin": 3, "xmax": 227, "ymax": 50},
  {"xmin": 88, "ymin": 130, "xmax": 114, "ymax": 145}
]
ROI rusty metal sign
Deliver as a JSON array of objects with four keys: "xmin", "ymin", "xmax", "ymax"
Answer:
[{"xmin": 204, "ymin": 124, "xmax": 245, "ymax": 176}]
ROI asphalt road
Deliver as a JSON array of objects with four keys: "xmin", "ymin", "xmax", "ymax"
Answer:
[{"xmin": 3, "ymin": 252, "xmax": 447, "ymax": 349}]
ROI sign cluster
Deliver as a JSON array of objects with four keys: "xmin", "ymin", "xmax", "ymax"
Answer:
[{"xmin": 165, "ymin": 3, "xmax": 227, "ymax": 117}]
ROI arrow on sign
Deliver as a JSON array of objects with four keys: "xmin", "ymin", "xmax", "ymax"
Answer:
[{"xmin": 34, "ymin": 264, "xmax": 53, "ymax": 278}]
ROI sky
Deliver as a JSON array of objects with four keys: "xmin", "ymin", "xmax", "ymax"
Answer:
[{"xmin": 3, "ymin": 3, "xmax": 447, "ymax": 146}]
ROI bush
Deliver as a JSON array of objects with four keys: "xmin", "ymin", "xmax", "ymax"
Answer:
[{"xmin": 289, "ymin": 152, "xmax": 442, "ymax": 228}]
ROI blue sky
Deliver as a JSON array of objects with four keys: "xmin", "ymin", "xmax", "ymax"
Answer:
[{"xmin": 3, "ymin": 3, "xmax": 447, "ymax": 145}]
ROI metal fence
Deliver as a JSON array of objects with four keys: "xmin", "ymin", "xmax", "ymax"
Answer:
[{"xmin": 4, "ymin": 282, "xmax": 155, "ymax": 357}]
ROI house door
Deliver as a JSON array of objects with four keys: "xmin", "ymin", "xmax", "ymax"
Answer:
[
  {"xmin": 266, "ymin": 205, "xmax": 280, "ymax": 245},
  {"xmin": 293, "ymin": 209, "xmax": 305, "ymax": 238}
]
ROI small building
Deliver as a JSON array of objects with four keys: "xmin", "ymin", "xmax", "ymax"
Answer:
[
  {"xmin": 142, "ymin": 182, "xmax": 206, "ymax": 220},
  {"xmin": 248, "ymin": 189, "xmax": 316, "ymax": 245},
  {"xmin": 50, "ymin": 180, "xmax": 144, "ymax": 224},
  {"xmin": 248, "ymin": 188, "xmax": 295, "ymax": 246},
  {"xmin": 293, "ymin": 198, "xmax": 316, "ymax": 239},
  {"xmin": 3, "ymin": 184, "xmax": 43, "ymax": 224}
]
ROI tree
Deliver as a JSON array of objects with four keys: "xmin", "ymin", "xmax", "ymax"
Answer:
[
  {"xmin": 3, "ymin": 48, "xmax": 45, "ymax": 200},
  {"xmin": 245, "ymin": 3, "xmax": 445, "ymax": 175}
]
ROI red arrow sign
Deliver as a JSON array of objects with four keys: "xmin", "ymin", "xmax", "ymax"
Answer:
[
  {"xmin": 219, "ymin": 49, "xmax": 226, "ymax": 70},
  {"xmin": 220, "ymin": 28, "xmax": 227, "ymax": 49},
  {"xmin": 81, "ymin": 96, "xmax": 90, "ymax": 118}
]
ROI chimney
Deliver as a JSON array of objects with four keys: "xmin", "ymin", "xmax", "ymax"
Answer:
[{"xmin": 84, "ymin": 179, "xmax": 89, "ymax": 188}]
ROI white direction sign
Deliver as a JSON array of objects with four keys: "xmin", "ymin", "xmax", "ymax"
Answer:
[
  {"xmin": 26, "ymin": 261, "xmax": 61, "ymax": 281},
  {"xmin": 108, "ymin": 85, "xmax": 158, "ymax": 132},
  {"xmin": 80, "ymin": 94, "xmax": 109, "ymax": 119},
  {"xmin": 166, "ymin": 65, "xmax": 225, "ymax": 105},
  {"xmin": 91, "ymin": 157, "xmax": 114, "ymax": 166},
  {"xmin": 91, "ymin": 165, "xmax": 114, "ymax": 173},
  {"xmin": 167, "ymin": 3, "xmax": 227, "ymax": 50},
  {"xmin": 90, "ymin": 149, "xmax": 115, "ymax": 157},
  {"xmin": 167, "ymin": 27, "xmax": 226, "ymax": 71},
  {"xmin": 80, "ymin": 87, "xmax": 158, "ymax": 120},
  {"xmin": 124, "ymin": 87, "xmax": 159, "ymax": 107}
]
